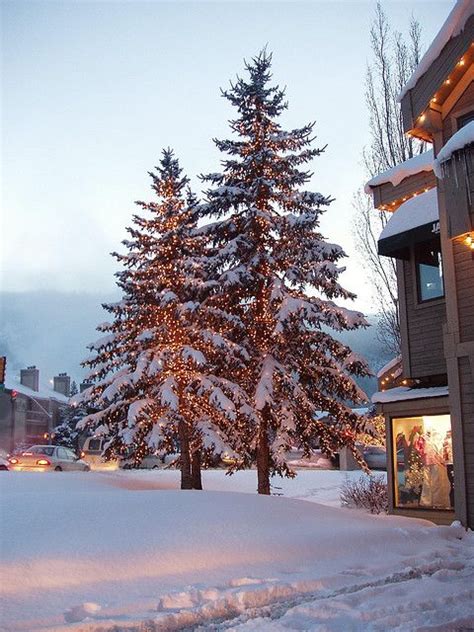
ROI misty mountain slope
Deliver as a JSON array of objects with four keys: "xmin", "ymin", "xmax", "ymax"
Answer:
[
  {"xmin": 0, "ymin": 291, "xmax": 118, "ymax": 384},
  {"xmin": 0, "ymin": 291, "xmax": 391, "ymax": 397}
]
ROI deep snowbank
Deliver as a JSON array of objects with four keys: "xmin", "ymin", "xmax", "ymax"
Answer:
[{"xmin": 0, "ymin": 471, "xmax": 473, "ymax": 631}]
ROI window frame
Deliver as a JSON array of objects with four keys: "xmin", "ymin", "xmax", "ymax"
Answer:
[
  {"xmin": 389, "ymin": 414, "xmax": 453, "ymax": 512},
  {"xmin": 456, "ymin": 110, "xmax": 474, "ymax": 130},
  {"xmin": 87, "ymin": 438, "xmax": 102, "ymax": 452},
  {"xmin": 57, "ymin": 447, "xmax": 69, "ymax": 460},
  {"xmin": 413, "ymin": 238, "xmax": 445, "ymax": 305}
]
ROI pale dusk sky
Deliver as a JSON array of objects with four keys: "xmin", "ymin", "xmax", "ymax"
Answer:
[{"xmin": 2, "ymin": 0, "xmax": 453, "ymax": 312}]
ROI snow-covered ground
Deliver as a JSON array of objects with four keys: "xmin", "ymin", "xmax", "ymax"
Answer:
[{"xmin": 1, "ymin": 469, "xmax": 473, "ymax": 632}]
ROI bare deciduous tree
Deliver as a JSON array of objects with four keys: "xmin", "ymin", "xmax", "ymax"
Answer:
[{"xmin": 354, "ymin": 2, "xmax": 425, "ymax": 355}]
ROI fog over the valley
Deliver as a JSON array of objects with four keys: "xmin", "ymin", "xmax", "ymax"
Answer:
[{"xmin": 0, "ymin": 291, "xmax": 391, "ymax": 397}]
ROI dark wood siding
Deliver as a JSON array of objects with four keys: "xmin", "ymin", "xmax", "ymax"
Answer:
[
  {"xmin": 447, "ymin": 143, "xmax": 474, "ymax": 343},
  {"xmin": 443, "ymin": 147, "xmax": 473, "ymax": 238},
  {"xmin": 373, "ymin": 171, "xmax": 436, "ymax": 210},
  {"xmin": 459, "ymin": 357, "xmax": 474, "ymax": 527},
  {"xmin": 402, "ymin": 257, "xmax": 447, "ymax": 378},
  {"xmin": 455, "ymin": 239, "xmax": 474, "ymax": 343},
  {"xmin": 443, "ymin": 81, "xmax": 474, "ymax": 143}
]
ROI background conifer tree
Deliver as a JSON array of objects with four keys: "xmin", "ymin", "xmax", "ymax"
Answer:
[
  {"xmin": 198, "ymin": 51, "xmax": 371, "ymax": 494},
  {"xmin": 53, "ymin": 402, "xmax": 83, "ymax": 451}
]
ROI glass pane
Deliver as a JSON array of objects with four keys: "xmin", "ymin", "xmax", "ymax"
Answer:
[
  {"xmin": 416, "ymin": 239, "xmax": 444, "ymax": 302},
  {"xmin": 392, "ymin": 415, "xmax": 453, "ymax": 510},
  {"xmin": 457, "ymin": 111, "xmax": 474, "ymax": 128},
  {"xmin": 29, "ymin": 446, "xmax": 54, "ymax": 456},
  {"xmin": 88, "ymin": 439, "xmax": 102, "ymax": 452}
]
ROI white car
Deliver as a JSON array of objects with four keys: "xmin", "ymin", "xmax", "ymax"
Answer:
[
  {"xmin": 80, "ymin": 437, "xmax": 119, "ymax": 471},
  {"xmin": 8, "ymin": 445, "xmax": 90, "ymax": 472},
  {"xmin": 81, "ymin": 436, "xmax": 166, "ymax": 470},
  {"xmin": 0, "ymin": 449, "xmax": 9, "ymax": 471}
]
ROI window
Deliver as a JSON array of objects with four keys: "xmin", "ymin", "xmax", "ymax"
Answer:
[
  {"xmin": 415, "ymin": 238, "xmax": 444, "ymax": 302},
  {"xmin": 65, "ymin": 449, "xmax": 76, "ymax": 460},
  {"xmin": 88, "ymin": 438, "xmax": 102, "ymax": 452},
  {"xmin": 29, "ymin": 446, "xmax": 54, "ymax": 456},
  {"xmin": 457, "ymin": 111, "xmax": 474, "ymax": 129},
  {"xmin": 57, "ymin": 447, "xmax": 68, "ymax": 460},
  {"xmin": 391, "ymin": 414, "xmax": 453, "ymax": 510}
]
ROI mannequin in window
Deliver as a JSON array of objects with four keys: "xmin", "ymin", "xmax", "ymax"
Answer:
[
  {"xmin": 405, "ymin": 425, "xmax": 424, "ymax": 504},
  {"xmin": 420, "ymin": 429, "xmax": 450, "ymax": 509},
  {"xmin": 443, "ymin": 430, "xmax": 454, "ymax": 509}
]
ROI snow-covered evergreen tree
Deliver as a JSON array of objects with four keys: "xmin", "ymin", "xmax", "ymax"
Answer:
[
  {"xmin": 198, "ymin": 51, "xmax": 371, "ymax": 494},
  {"xmin": 78, "ymin": 150, "xmax": 248, "ymax": 488},
  {"xmin": 53, "ymin": 401, "xmax": 83, "ymax": 451}
]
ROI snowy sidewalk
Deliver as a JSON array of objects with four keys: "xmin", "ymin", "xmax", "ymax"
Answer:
[{"xmin": 1, "ymin": 470, "xmax": 473, "ymax": 631}]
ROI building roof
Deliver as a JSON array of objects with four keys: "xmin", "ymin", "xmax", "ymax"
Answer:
[
  {"xmin": 4, "ymin": 375, "xmax": 69, "ymax": 404},
  {"xmin": 379, "ymin": 188, "xmax": 439, "ymax": 241},
  {"xmin": 398, "ymin": 0, "xmax": 474, "ymax": 102},
  {"xmin": 372, "ymin": 385, "xmax": 449, "ymax": 404},
  {"xmin": 376, "ymin": 356, "xmax": 402, "ymax": 380},
  {"xmin": 364, "ymin": 151, "xmax": 433, "ymax": 194},
  {"xmin": 433, "ymin": 121, "xmax": 474, "ymax": 177}
]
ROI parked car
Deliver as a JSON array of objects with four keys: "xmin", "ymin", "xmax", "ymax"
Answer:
[
  {"xmin": 361, "ymin": 446, "xmax": 405, "ymax": 471},
  {"xmin": 0, "ymin": 449, "xmax": 9, "ymax": 471},
  {"xmin": 362, "ymin": 445, "xmax": 387, "ymax": 470},
  {"xmin": 81, "ymin": 437, "xmax": 165, "ymax": 470},
  {"xmin": 80, "ymin": 437, "xmax": 118, "ymax": 471},
  {"xmin": 8, "ymin": 445, "xmax": 90, "ymax": 472}
]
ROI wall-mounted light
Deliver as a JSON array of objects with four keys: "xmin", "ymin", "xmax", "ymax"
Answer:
[
  {"xmin": 457, "ymin": 232, "xmax": 474, "ymax": 260},
  {"xmin": 463, "ymin": 232, "xmax": 474, "ymax": 250}
]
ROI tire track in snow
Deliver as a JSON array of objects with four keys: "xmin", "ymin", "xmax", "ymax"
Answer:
[
  {"xmin": 191, "ymin": 560, "xmax": 469, "ymax": 631},
  {"xmin": 82, "ymin": 558, "xmax": 469, "ymax": 632}
]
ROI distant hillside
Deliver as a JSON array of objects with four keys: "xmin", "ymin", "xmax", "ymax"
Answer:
[
  {"xmin": 0, "ymin": 291, "xmax": 392, "ymax": 398},
  {"xmin": 0, "ymin": 291, "xmax": 119, "ymax": 384}
]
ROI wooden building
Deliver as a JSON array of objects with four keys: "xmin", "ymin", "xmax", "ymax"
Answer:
[{"xmin": 366, "ymin": 0, "xmax": 474, "ymax": 527}]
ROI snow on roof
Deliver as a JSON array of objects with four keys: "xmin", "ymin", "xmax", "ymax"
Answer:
[
  {"xmin": 364, "ymin": 150, "xmax": 433, "ymax": 193},
  {"xmin": 433, "ymin": 121, "xmax": 474, "ymax": 177},
  {"xmin": 372, "ymin": 385, "xmax": 449, "ymax": 404},
  {"xmin": 379, "ymin": 188, "xmax": 438, "ymax": 241},
  {"xmin": 4, "ymin": 375, "xmax": 69, "ymax": 404},
  {"xmin": 376, "ymin": 356, "xmax": 402, "ymax": 379},
  {"xmin": 398, "ymin": 0, "xmax": 474, "ymax": 102},
  {"xmin": 352, "ymin": 406, "xmax": 370, "ymax": 416}
]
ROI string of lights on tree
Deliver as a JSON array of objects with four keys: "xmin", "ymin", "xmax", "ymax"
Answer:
[
  {"xmin": 78, "ymin": 51, "xmax": 374, "ymax": 491},
  {"xmin": 196, "ymin": 50, "xmax": 372, "ymax": 491},
  {"xmin": 77, "ymin": 150, "xmax": 252, "ymax": 479}
]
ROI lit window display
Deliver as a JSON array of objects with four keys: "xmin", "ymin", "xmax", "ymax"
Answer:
[{"xmin": 392, "ymin": 415, "xmax": 453, "ymax": 510}]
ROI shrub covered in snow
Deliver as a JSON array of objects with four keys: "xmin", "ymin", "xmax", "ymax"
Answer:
[{"xmin": 340, "ymin": 475, "xmax": 388, "ymax": 514}]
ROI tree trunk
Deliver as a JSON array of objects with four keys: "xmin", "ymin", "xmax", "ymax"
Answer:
[
  {"xmin": 256, "ymin": 421, "xmax": 270, "ymax": 495},
  {"xmin": 191, "ymin": 449, "xmax": 203, "ymax": 490},
  {"xmin": 179, "ymin": 420, "xmax": 192, "ymax": 490}
]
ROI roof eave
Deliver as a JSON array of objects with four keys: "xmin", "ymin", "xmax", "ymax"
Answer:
[{"xmin": 400, "ymin": 15, "xmax": 474, "ymax": 137}]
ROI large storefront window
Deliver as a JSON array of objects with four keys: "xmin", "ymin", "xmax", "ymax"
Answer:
[{"xmin": 392, "ymin": 415, "xmax": 453, "ymax": 510}]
